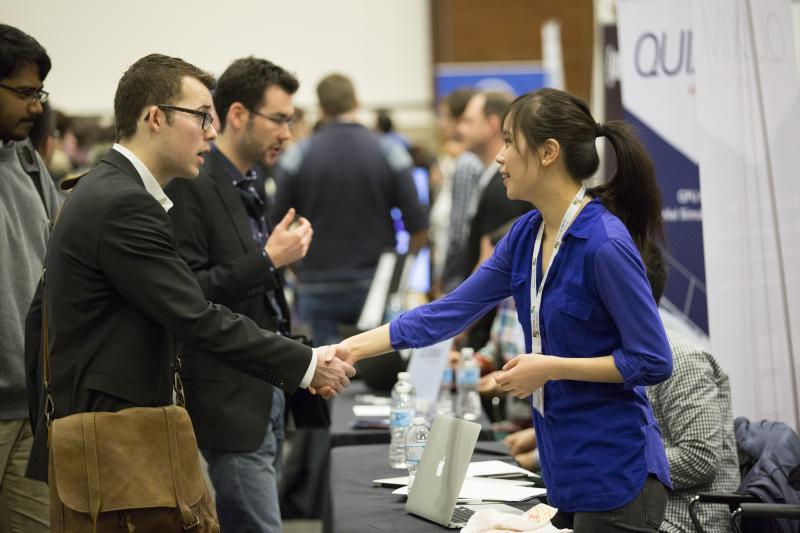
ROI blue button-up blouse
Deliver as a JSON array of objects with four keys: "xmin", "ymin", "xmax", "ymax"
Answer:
[{"xmin": 390, "ymin": 200, "xmax": 673, "ymax": 512}]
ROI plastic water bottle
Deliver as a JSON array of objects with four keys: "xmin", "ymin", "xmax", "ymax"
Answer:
[
  {"xmin": 384, "ymin": 293, "xmax": 404, "ymax": 322},
  {"xmin": 456, "ymin": 348, "xmax": 482, "ymax": 421},
  {"xmin": 389, "ymin": 372, "xmax": 416, "ymax": 468},
  {"xmin": 405, "ymin": 417, "xmax": 429, "ymax": 492},
  {"xmin": 435, "ymin": 367, "xmax": 454, "ymax": 416}
]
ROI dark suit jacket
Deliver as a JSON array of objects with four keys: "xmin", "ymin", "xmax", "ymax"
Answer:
[
  {"xmin": 26, "ymin": 149, "xmax": 311, "ymax": 480},
  {"xmin": 165, "ymin": 148, "xmax": 297, "ymax": 452}
]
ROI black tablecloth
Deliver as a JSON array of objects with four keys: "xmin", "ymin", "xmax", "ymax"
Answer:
[{"xmin": 326, "ymin": 444, "xmax": 540, "ymax": 533}]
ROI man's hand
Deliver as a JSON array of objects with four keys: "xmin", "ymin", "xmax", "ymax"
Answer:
[
  {"xmin": 265, "ymin": 208, "xmax": 312, "ymax": 268},
  {"xmin": 308, "ymin": 345, "xmax": 356, "ymax": 399},
  {"xmin": 503, "ymin": 427, "xmax": 536, "ymax": 455},
  {"xmin": 494, "ymin": 354, "xmax": 556, "ymax": 399},
  {"xmin": 514, "ymin": 450, "xmax": 538, "ymax": 472},
  {"xmin": 310, "ymin": 344, "xmax": 359, "ymax": 398}
]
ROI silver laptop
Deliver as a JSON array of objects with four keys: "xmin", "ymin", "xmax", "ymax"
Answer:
[{"xmin": 405, "ymin": 414, "xmax": 525, "ymax": 528}]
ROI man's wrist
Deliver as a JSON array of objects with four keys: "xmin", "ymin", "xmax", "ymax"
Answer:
[{"xmin": 299, "ymin": 347, "xmax": 317, "ymax": 389}]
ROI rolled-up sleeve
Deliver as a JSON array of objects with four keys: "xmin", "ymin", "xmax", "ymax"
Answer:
[
  {"xmin": 390, "ymin": 228, "xmax": 517, "ymax": 350},
  {"xmin": 594, "ymin": 238, "xmax": 672, "ymax": 389}
]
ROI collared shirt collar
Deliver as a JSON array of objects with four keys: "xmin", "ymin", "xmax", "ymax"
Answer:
[
  {"xmin": 112, "ymin": 143, "xmax": 173, "ymax": 212},
  {"xmin": 211, "ymin": 144, "xmax": 257, "ymax": 186},
  {"xmin": 563, "ymin": 197, "xmax": 602, "ymax": 240}
]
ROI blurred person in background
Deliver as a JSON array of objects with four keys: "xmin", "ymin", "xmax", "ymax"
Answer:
[
  {"xmin": 374, "ymin": 108, "xmax": 411, "ymax": 150},
  {"xmin": 453, "ymin": 90, "xmax": 530, "ymax": 350},
  {"xmin": 272, "ymin": 73, "xmax": 428, "ymax": 346},
  {"xmin": 437, "ymin": 88, "xmax": 484, "ymax": 296}
]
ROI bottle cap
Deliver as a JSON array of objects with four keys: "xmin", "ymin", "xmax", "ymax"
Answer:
[
  {"xmin": 398, "ymin": 371, "xmax": 411, "ymax": 380},
  {"xmin": 412, "ymin": 417, "xmax": 426, "ymax": 425},
  {"xmin": 460, "ymin": 347, "xmax": 474, "ymax": 358}
]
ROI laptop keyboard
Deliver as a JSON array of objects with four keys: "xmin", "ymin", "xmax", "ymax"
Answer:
[{"xmin": 451, "ymin": 506, "xmax": 476, "ymax": 524}]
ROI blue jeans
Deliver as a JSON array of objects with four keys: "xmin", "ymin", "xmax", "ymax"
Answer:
[
  {"xmin": 296, "ymin": 282, "xmax": 370, "ymax": 345},
  {"xmin": 202, "ymin": 388, "xmax": 285, "ymax": 533}
]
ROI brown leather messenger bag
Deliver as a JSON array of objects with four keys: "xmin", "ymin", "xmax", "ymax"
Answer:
[{"xmin": 42, "ymin": 268, "xmax": 219, "ymax": 532}]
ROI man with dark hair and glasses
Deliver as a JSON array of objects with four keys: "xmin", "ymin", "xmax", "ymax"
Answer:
[
  {"xmin": 165, "ymin": 56, "xmax": 312, "ymax": 533},
  {"xmin": 24, "ymin": 55, "xmax": 356, "ymax": 521},
  {"xmin": 0, "ymin": 23, "xmax": 56, "ymax": 533}
]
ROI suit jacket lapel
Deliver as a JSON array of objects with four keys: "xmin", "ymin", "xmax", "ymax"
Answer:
[
  {"xmin": 205, "ymin": 150, "xmax": 259, "ymax": 253},
  {"xmin": 101, "ymin": 149, "xmax": 147, "ymax": 189}
]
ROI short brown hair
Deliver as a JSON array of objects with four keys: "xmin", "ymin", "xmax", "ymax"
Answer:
[
  {"xmin": 482, "ymin": 91, "xmax": 513, "ymax": 121},
  {"xmin": 114, "ymin": 53, "xmax": 215, "ymax": 141},
  {"xmin": 316, "ymin": 73, "xmax": 356, "ymax": 116},
  {"xmin": 443, "ymin": 88, "xmax": 475, "ymax": 120}
]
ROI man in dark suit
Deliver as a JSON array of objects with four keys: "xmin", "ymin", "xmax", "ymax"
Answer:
[
  {"xmin": 165, "ymin": 57, "xmax": 311, "ymax": 533},
  {"xmin": 25, "ymin": 54, "xmax": 355, "ymax": 483}
]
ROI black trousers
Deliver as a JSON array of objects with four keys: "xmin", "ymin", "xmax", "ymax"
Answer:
[{"xmin": 551, "ymin": 476, "xmax": 668, "ymax": 533}]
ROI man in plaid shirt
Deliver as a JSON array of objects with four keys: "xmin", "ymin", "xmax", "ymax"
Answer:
[
  {"xmin": 646, "ymin": 252, "xmax": 740, "ymax": 533},
  {"xmin": 647, "ymin": 321, "xmax": 740, "ymax": 533}
]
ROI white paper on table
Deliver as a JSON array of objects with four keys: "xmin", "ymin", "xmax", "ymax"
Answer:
[
  {"xmin": 372, "ymin": 475, "xmax": 409, "ymax": 487},
  {"xmin": 392, "ymin": 478, "xmax": 545, "ymax": 502},
  {"xmin": 375, "ymin": 476, "xmax": 534, "ymax": 488},
  {"xmin": 352, "ymin": 405, "xmax": 391, "ymax": 419},
  {"xmin": 466, "ymin": 460, "xmax": 537, "ymax": 478}
]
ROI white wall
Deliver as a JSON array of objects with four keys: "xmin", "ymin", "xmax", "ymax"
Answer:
[
  {"xmin": 3, "ymin": 0, "xmax": 433, "ymax": 125},
  {"xmin": 795, "ymin": 0, "xmax": 800, "ymax": 71}
]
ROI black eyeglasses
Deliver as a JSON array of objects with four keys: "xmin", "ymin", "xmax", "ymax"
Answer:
[
  {"xmin": 248, "ymin": 108, "xmax": 295, "ymax": 128},
  {"xmin": 153, "ymin": 104, "xmax": 214, "ymax": 131},
  {"xmin": 0, "ymin": 83, "xmax": 49, "ymax": 103}
]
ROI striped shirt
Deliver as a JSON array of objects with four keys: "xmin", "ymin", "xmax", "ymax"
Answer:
[{"xmin": 441, "ymin": 151, "xmax": 483, "ymax": 292}]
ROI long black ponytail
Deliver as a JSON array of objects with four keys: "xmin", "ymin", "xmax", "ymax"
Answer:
[{"xmin": 505, "ymin": 88, "xmax": 664, "ymax": 251}]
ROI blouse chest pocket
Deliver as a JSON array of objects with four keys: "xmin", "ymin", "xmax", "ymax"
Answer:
[
  {"xmin": 510, "ymin": 276, "xmax": 528, "ymax": 317},
  {"xmin": 550, "ymin": 293, "xmax": 596, "ymax": 355},
  {"xmin": 561, "ymin": 294, "xmax": 593, "ymax": 320}
]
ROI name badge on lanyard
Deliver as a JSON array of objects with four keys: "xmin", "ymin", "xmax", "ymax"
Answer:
[{"xmin": 529, "ymin": 186, "xmax": 586, "ymax": 416}]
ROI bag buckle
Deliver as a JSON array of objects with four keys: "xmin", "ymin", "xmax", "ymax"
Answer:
[
  {"xmin": 44, "ymin": 394, "xmax": 55, "ymax": 427},
  {"xmin": 182, "ymin": 513, "xmax": 200, "ymax": 530},
  {"xmin": 173, "ymin": 372, "xmax": 186, "ymax": 408}
]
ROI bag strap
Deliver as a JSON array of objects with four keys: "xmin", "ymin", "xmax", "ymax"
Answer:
[
  {"xmin": 15, "ymin": 138, "xmax": 49, "ymax": 216},
  {"xmin": 82, "ymin": 413, "xmax": 102, "ymax": 531},
  {"xmin": 165, "ymin": 406, "xmax": 199, "ymax": 529},
  {"xmin": 41, "ymin": 194, "xmax": 186, "ymax": 428}
]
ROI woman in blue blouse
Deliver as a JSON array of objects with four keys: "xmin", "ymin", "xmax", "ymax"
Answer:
[{"xmin": 327, "ymin": 88, "xmax": 672, "ymax": 532}]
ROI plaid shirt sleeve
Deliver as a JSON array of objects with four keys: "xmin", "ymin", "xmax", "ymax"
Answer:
[
  {"xmin": 441, "ymin": 152, "xmax": 484, "ymax": 290},
  {"xmin": 649, "ymin": 329, "xmax": 724, "ymax": 488}
]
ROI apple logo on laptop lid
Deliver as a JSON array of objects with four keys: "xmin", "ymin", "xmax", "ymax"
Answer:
[{"xmin": 436, "ymin": 456, "xmax": 446, "ymax": 477}]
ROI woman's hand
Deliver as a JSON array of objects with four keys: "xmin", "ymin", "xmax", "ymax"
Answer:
[
  {"xmin": 503, "ymin": 427, "xmax": 536, "ymax": 455},
  {"xmin": 494, "ymin": 354, "xmax": 558, "ymax": 399},
  {"xmin": 478, "ymin": 371, "xmax": 503, "ymax": 396}
]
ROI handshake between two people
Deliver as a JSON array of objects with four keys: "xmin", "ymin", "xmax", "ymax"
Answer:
[{"xmin": 307, "ymin": 344, "xmax": 359, "ymax": 399}]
